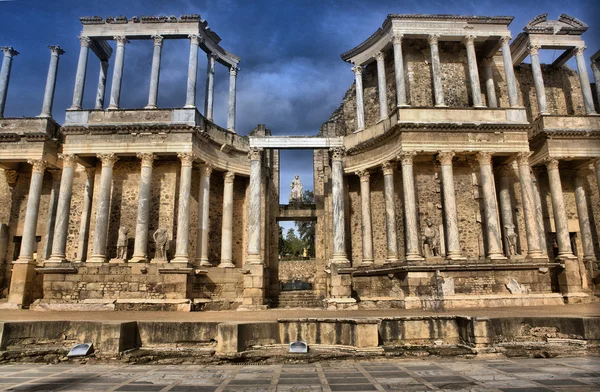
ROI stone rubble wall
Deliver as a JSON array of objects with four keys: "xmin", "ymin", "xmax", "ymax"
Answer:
[{"xmin": 278, "ymin": 259, "xmax": 317, "ymax": 283}]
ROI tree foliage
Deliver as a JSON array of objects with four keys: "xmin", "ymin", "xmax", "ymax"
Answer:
[{"xmin": 279, "ymin": 190, "xmax": 316, "ymax": 258}]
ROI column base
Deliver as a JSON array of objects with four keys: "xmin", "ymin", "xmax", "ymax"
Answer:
[
  {"xmin": 331, "ymin": 253, "xmax": 350, "ymax": 264},
  {"xmin": 106, "ymin": 105, "xmax": 120, "ymax": 110},
  {"xmin": 473, "ymin": 105, "xmax": 487, "ymax": 109},
  {"xmin": 150, "ymin": 258, "xmax": 168, "ymax": 264},
  {"xmin": 557, "ymin": 252, "xmax": 577, "ymax": 261},
  {"xmin": 170, "ymin": 256, "xmax": 190, "ymax": 266},
  {"xmin": 246, "ymin": 254, "xmax": 263, "ymax": 265},
  {"xmin": 353, "ymin": 128, "xmax": 364, "ymax": 134},
  {"xmin": 219, "ymin": 261, "xmax": 235, "ymax": 268},
  {"xmin": 446, "ymin": 252, "xmax": 467, "ymax": 261},
  {"xmin": 45, "ymin": 255, "xmax": 69, "ymax": 264},
  {"xmin": 397, "ymin": 104, "xmax": 410, "ymax": 108},
  {"xmin": 406, "ymin": 253, "xmax": 424, "ymax": 261},
  {"xmin": 196, "ymin": 258, "xmax": 213, "ymax": 267},
  {"xmin": 130, "ymin": 255, "xmax": 148, "ymax": 263},
  {"xmin": 108, "ymin": 258, "xmax": 127, "ymax": 264},
  {"xmin": 87, "ymin": 254, "xmax": 107, "ymax": 263},
  {"xmin": 487, "ymin": 253, "xmax": 508, "ymax": 260},
  {"xmin": 526, "ymin": 251, "xmax": 547, "ymax": 260},
  {"xmin": 67, "ymin": 106, "xmax": 82, "ymax": 111},
  {"xmin": 227, "ymin": 127, "xmax": 236, "ymax": 134},
  {"xmin": 384, "ymin": 257, "xmax": 400, "ymax": 264},
  {"xmin": 183, "ymin": 104, "xmax": 196, "ymax": 109},
  {"xmin": 376, "ymin": 117, "xmax": 387, "ymax": 124},
  {"xmin": 434, "ymin": 104, "xmax": 448, "ymax": 108},
  {"xmin": 360, "ymin": 259, "xmax": 374, "ymax": 267},
  {"xmin": 144, "ymin": 105, "xmax": 158, "ymax": 110}
]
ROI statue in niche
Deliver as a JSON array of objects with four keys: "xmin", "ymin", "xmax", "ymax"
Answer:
[
  {"xmin": 153, "ymin": 227, "xmax": 169, "ymax": 260},
  {"xmin": 422, "ymin": 218, "xmax": 440, "ymax": 257},
  {"xmin": 116, "ymin": 227, "xmax": 129, "ymax": 260},
  {"xmin": 289, "ymin": 175, "xmax": 303, "ymax": 207},
  {"xmin": 505, "ymin": 224, "xmax": 518, "ymax": 256}
]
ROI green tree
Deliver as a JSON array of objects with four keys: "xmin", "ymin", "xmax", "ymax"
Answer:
[{"xmin": 296, "ymin": 190, "xmax": 316, "ymax": 257}]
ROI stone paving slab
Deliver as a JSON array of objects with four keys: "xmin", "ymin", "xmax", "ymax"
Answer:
[{"xmin": 0, "ymin": 357, "xmax": 599, "ymax": 391}]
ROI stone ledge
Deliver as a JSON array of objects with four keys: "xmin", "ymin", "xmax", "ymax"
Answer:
[
  {"xmin": 158, "ymin": 267, "xmax": 194, "ymax": 275},
  {"xmin": 353, "ymin": 262, "xmax": 562, "ymax": 276},
  {"xmin": 35, "ymin": 266, "xmax": 78, "ymax": 274}
]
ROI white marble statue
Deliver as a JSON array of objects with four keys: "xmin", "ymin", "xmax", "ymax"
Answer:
[
  {"xmin": 116, "ymin": 226, "xmax": 129, "ymax": 260},
  {"xmin": 289, "ymin": 175, "xmax": 303, "ymax": 205}
]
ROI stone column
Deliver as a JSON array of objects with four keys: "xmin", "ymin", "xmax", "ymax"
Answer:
[
  {"xmin": 330, "ymin": 147, "xmax": 348, "ymax": 263},
  {"xmin": 399, "ymin": 152, "xmax": 423, "ymax": 261},
  {"xmin": 476, "ymin": 152, "xmax": 506, "ymax": 259},
  {"xmin": 47, "ymin": 154, "xmax": 78, "ymax": 263},
  {"xmin": 172, "ymin": 152, "xmax": 195, "ymax": 265},
  {"xmin": 204, "ymin": 54, "xmax": 216, "ymax": 120},
  {"xmin": 76, "ymin": 168, "xmax": 95, "ymax": 262},
  {"xmin": 131, "ymin": 153, "xmax": 155, "ymax": 263},
  {"xmin": 95, "ymin": 61, "xmax": 109, "ymax": 110},
  {"xmin": 220, "ymin": 171, "xmax": 235, "ymax": 268},
  {"xmin": 185, "ymin": 34, "xmax": 201, "ymax": 108},
  {"xmin": 529, "ymin": 45, "xmax": 548, "ymax": 115},
  {"xmin": 516, "ymin": 153, "xmax": 545, "ymax": 259},
  {"xmin": 227, "ymin": 66, "xmax": 238, "ymax": 132},
  {"xmin": 247, "ymin": 148, "xmax": 263, "ymax": 265},
  {"xmin": 195, "ymin": 164, "xmax": 212, "ymax": 267},
  {"xmin": 531, "ymin": 168, "xmax": 548, "ymax": 255},
  {"xmin": 482, "ymin": 58, "xmax": 498, "ymax": 108},
  {"xmin": 88, "ymin": 154, "xmax": 118, "ymax": 263},
  {"xmin": 382, "ymin": 161, "xmax": 399, "ymax": 263},
  {"xmin": 592, "ymin": 61, "xmax": 600, "ymax": 110},
  {"xmin": 428, "ymin": 34, "xmax": 445, "ymax": 107},
  {"xmin": 42, "ymin": 170, "xmax": 60, "ymax": 261},
  {"xmin": 463, "ymin": 35, "xmax": 484, "ymax": 107},
  {"xmin": 352, "ymin": 65, "xmax": 365, "ymax": 131},
  {"xmin": 145, "ymin": 35, "xmax": 163, "ymax": 109},
  {"xmin": 356, "ymin": 170, "xmax": 374, "ymax": 265},
  {"xmin": 375, "ymin": 51, "xmax": 388, "ymax": 121},
  {"xmin": 8, "ymin": 159, "xmax": 47, "ymax": 307},
  {"xmin": 107, "ymin": 36, "xmax": 127, "ymax": 110},
  {"xmin": 39, "ymin": 46, "xmax": 64, "ymax": 118},
  {"xmin": 69, "ymin": 37, "xmax": 90, "ymax": 110},
  {"xmin": 437, "ymin": 152, "xmax": 465, "ymax": 260},
  {"xmin": 0, "ymin": 47, "xmax": 19, "ymax": 118},
  {"xmin": 392, "ymin": 34, "xmax": 408, "ymax": 107},
  {"xmin": 496, "ymin": 165, "xmax": 516, "ymax": 257},
  {"xmin": 545, "ymin": 158, "xmax": 575, "ymax": 259},
  {"xmin": 500, "ymin": 36, "xmax": 519, "ymax": 108},
  {"xmin": 574, "ymin": 46, "xmax": 596, "ymax": 115},
  {"xmin": 574, "ymin": 169, "xmax": 595, "ymax": 261}
]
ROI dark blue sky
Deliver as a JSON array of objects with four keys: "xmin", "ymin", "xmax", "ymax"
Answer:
[{"xmin": 1, "ymin": 0, "xmax": 599, "ymax": 220}]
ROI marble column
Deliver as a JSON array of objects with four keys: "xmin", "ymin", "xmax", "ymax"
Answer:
[
  {"xmin": 375, "ymin": 51, "xmax": 388, "ymax": 121},
  {"xmin": 399, "ymin": 152, "xmax": 423, "ymax": 261},
  {"xmin": 437, "ymin": 152, "xmax": 465, "ymax": 260},
  {"xmin": 69, "ymin": 37, "xmax": 90, "ymax": 110},
  {"xmin": 227, "ymin": 66, "xmax": 238, "ymax": 132},
  {"xmin": 529, "ymin": 45, "xmax": 548, "ymax": 115},
  {"xmin": 47, "ymin": 154, "xmax": 78, "ymax": 263},
  {"xmin": 39, "ymin": 46, "xmax": 65, "ymax": 118},
  {"xmin": 352, "ymin": 65, "xmax": 365, "ymax": 131},
  {"xmin": 574, "ymin": 46, "xmax": 597, "ymax": 115},
  {"xmin": 107, "ymin": 36, "xmax": 127, "ymax": 110},
  {"xmin": 95, "ymin": 61, "xmax": 109, "ymax": 110},
  {"xmin": 592, "ymin": 61, "xmax": 600, "ymax": 110},
  {"xmin": 476, "ymin": 152, "xmax": 506, "ymax": 259},
  {"xmin": 516, "ymin": 153, "xmax": 545, "ymax": 259},
  {"xmin": 16, "ymin": 160, "xmax": 47, "ymax": 264},
  {"xmin": 131, "ymin": 153, "xmax": 155, "ymax": 263},
  {"xmin": 247, "ymin": 148, "xmax": 263, "ymax": 264},
  {"xmin": 382, "ymin": 161, "xmax": 399, "ymax": 263},
  {"xmin": 88, "ymin": 154, "xmax": 118, "ymax": 263},
  {"xmin": 482, "ymin": 58, "xmax": 498, "ymax": 108},
  {"xmin": 500, "ymin": 36, "xmax": 519, "ymax": 108},
  {"xmin": 145, "ymin": 35, "xmax": 163, "ymax": 109},
  {"xmin": 220, "ymin": 171, "xmax": 235, "ymax": 268},
  {"xmin": 185, "ymin": 34, "xmax": 201, "ymax": 108},
  {"xmin": 172, "ymin": 153, "xmax": 195, "ymax": 264},
  {"xmin": 545, "ymin": 158, "xmax": 575, "ymax": 259},
  {"xmin": 356, "ymin": 170, "xmax": 374, "ymax": 265},
  {"xmin": 531, "ymin": 168, "xmax": 548, "ymax": 255},
  {"xmin": 195, "ymin": 164, "xmax": 213, "ymax": 267},
  {"xmin": 204, "ymin": 54, "xmax": 216, "ymax": 120},
  {"xmin": 330, "ymin": 147, "xmax": 348, "ymax": 263},
  {"xmin": 463, "ymin": 35, "xmax": 484, "ymax": 107},
  {"xmin": 76, "ymin": 168, "xmax": 95, "ymax": 262},
  {"xmin": 0, "ymin": 46, "xmax": 19, "ymax": 118},
  {"xmin": 42, "ymin": 170, "xmax": 61, "ymax": 261},
  {"xmin": 392, "ymin": 34, "xmax": 408, "ymax": 107},
  {"xmin": 428, "ymin": 34, "xmax": 445, "ymax": 107},
  {"xmin": 574, "ymin": 169, "xmax": 595, "ymax": 261}
]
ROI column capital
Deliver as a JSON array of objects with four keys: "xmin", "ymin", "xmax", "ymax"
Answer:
[
  {"xmin": 574, "ymin": 46, "xmax": 586, "ymax": 56},
  {"xmin": 48, "ymin": 45, "xmax": 65, "ymax": 56},
  {"xmin": 78, "ymin": 36, "xmax": 92, "ymax": 48},
  {"xmin": 85, "ymin": 167, "xmax": 96, "ymax": 178},
  {"xmin": 351, "ymin": 65, "xmax": 363, "ymax": 76},
  {"xmin": 476, "ymin": 151, "xmax": 493, "ymax": 165},
  {"xmin": 374, "ymin": 51, "xmax": 385, "ymax": 62},
  {"xmin": 398, "ymin": 151, "xmax": 417, "ymax": 165},
  {"xmin": 229, "ymin": 66, "xmax": 239, "ymax": 76},
  {"xmin": 1, "ymin": 46, "xmax": 19, "ymax": 57},
  {"xmin": 576, "ymin": 164, "xmax": 594, "ymax": 178},
  {"xmin": 4, "ymin": 169, "xmax": 18, "ymax": 188},
  {"xmin": 177, "ymin": 152, "xmax": 195, "ymax": 167},
  {"xmin": 481, "ymin": 57, "xmax": 495, "ymax": 67},
  {"xmin": 151, "ymin": 34, "xmax": 164, "ymax": 46},
  {"xmin": 499, "ymin": 36, "xmax": 512, "ymax": 45},
  {"xmin": 516, "ymin": 151, "xmax": 533, "ymax": 166},
  {"xmin": 496, "ymin": 164, "xmax": 513, "ymax": 177},
  {"xmin": 58, "ymin": 153, "xmax": 78, "ymax": 168},
  {"xmin": 392, "ymin": 33, "xmax": 403, "ymax": 45},
  {"xmin": 356, "ymin": 170, "xmax": 370, "ymax": 182},
  {"xmin": 224, "ymin": 171, "xmax": 235, "ymax": 183},
  {"xmin": 28, "ymin": 159, "xmax": 48, "ymax": 174},
  {"xmin": 200, "ymin": 163, "xmax": 213, "ymax": 177},
  {"xmin": 528, "ymin": 44, "xmax": 541, "ymax": 56},
  {"xmin": 463, "ymin": 35, "xmax": 476, "ymax": 45},
  {"xmin": 545, "ymin": 157, "xmax": 560, "ymax": 171},
  {"xmin": 382, "ymin": 160, "xmax": 396, "ymax": 175},
  {"xmin": 437, "ymin": 151, "xmax": 455, "ymax": 165},
  {"xmin": 428, "ymin": 34, "xmax": 440, "ymax": 45},
  {"xmin": 189, "ymin": 34, "xmax": 203, "ymax": 46},
  {"xmin": 113, "ymin": 36, "xmax": 128, "ymax": 46},
  {"xmin": 136, "ymin": 153, "xmax": 155, "ymax": 167},
  {"xmin": 330, "ymin": 147, "xmax": 347, "ymax": 161},
  {"xmin": 247, "ymin": 148, "xmax": 263, "ymax": 161},
  {"xmin": 97, "ymin": 153, "xmax": 119, "ymax": 168}
]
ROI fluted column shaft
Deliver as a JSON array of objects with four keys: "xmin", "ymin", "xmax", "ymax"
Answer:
[
  {"xmin": 438, "ymin": 152, "xmax": 464, "ymax": 259},
  {"xmin": 70, "ymin": 37, "xmax": 90, "ymax": 110},
  {"xmin": 352, "ymin": 66, "xmax": 365, "ymax": 131},
  {"xmin": 357, "ymin": 171, "xmax": 373, "ymax": 265},
  {"xmin": 172, "ymin": 153, "xmax": 194, "ymax": 264},
  {"xmin": 464, "ymin": 36, "xmax": 483, "ymax": 107},
  {"xmin": 330, "ymin": 148, "xmax": 348, "ymax": 263},
  {"xmin": 40, "ymin": 46, "xmax": 64, "ymax": 118},
  {"xmin": 108, "ymin": 36, "xmax": 127, "ymax": 110},
  {"xmin": 47, "ymin": 155, "xmax": 78, "ymax": 263},
  {"xmin": 15, "ymin": 160, "xmax": 47, "ymax": 263},
  {"xmin": 516, "ymin": 153, "xmax": 544, "ymax": 258},
  {"xmin": 95, "ymin": 61, "xmax": 109, "ymax": 110},
  {"xmin": 131, "ymin": 154, "xmax": 155, "ymax": 262},
  {"xmin": 195, "ymin": 164, "xmax": 212, "ymax": 266},
  {"xmin": 477, "ymin": 152, "xmax": 505, "ymax": 259},
  {"xmin": 247, "ymin": 149, "xmax": 263, "ymax": 264},
  {"xmin": 592, "ymin": 62, "xmax": 600, "ymax": 110},
  {"xmin": 529, "ymin": 45, "xmax": 548, "ymax": 115},
  {"xmin": 574, "ymin": 172, "xmax": 595, "ymax": 260},
  {"xmin": 375, "ymin": 52, "xmax": 388, "ymax": 121},
  {"xmin": 382, "ymin": 162, "xmax": 399, "ymax": 262},
  {"xmin": 89, "ymin": 154, "xmax": 118, "ymax": 263},
  {"xmin": 500, "ymin": 37, "xmax": 519, "ymax": 107},
  {"xmin": 146, "ymin": 35, "xmax": 163, "ymax": 109},
  {"xmin": 227, "ymin": 67, "xmax": 238, "ymax": 132},
  {"xmin": 482, "ymin": 59, "xmax": 498, "ymax": 108},
  {"xmin": 428, "ymin": 34, "xmax": 445, "ymax": 107},
  {"xmin": 399, "ymin": 152, "xmax": 423, "ymax": 261},
  {"xmin": 574, "ymin": 47, "xmax": 596, "ymax": 115},
  {"xmin": 545, "ymin": 158, "xmax": 575, "ymax": 259},
  {"xmin": 42, "ymin": 171, "xmax": 60, "ymax": 260},
  {"xmin": 392, "ymin": 34, "xmax": 408, "ymax": 107},
  {"xmin": 0, "ymin": 47, "xmax": 18, "ymax": 117},
  {"xmin": 185, "ymin": 35, "xmax": 201, "ymax": 108},
  {"xmin": 220, "ymin": 171, "xmax": 235, "ymax": 268},
  {"xmin": 205, "ymin": 54, "xmax": 215, "ymax": 120},
  {"xmin": 76, "ymin": 169, "xmax": 95, "ymax": 262}
]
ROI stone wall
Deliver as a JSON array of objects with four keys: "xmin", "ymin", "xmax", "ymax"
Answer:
[{"xmin": 278, "ymin": 259, "xmax": 317, "ymax": 283}]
